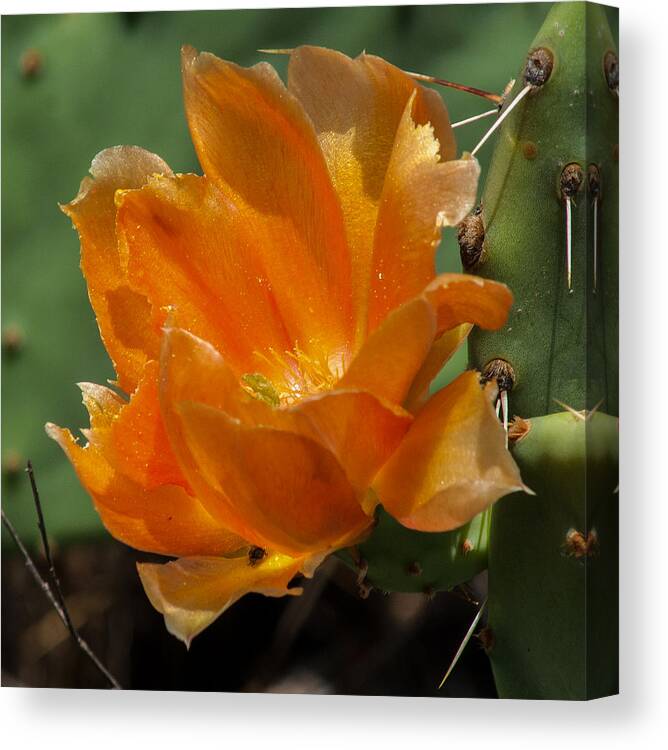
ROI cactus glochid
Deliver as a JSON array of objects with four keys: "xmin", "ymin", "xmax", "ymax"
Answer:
[{"xmin": 463, "ymin": 2, "xmax": 619, "ymax": 699}]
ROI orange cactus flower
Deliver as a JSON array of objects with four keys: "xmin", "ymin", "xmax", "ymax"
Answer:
[{"xmin": 48, "ymin": 46, "xmax": 523, "ymax": 646}]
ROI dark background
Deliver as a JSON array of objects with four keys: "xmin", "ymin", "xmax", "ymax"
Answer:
[{"xmin": 1, "ymin": 3, "xmax": 616, "ymax": 693}]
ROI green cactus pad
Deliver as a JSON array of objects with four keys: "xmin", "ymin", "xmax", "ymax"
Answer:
[
  {"xmin": 470, "ymin": 2, "xmax": 620, "ymax": 700},
  {"xmin": 487, "ymin": 410, "xmax": 618, "ymax": 699},
  {"xmin": 339, "ymin": 507, "xmax": 489, "ymax": 594},
  {"xmin": 467, "ymin": 2, "xmax": 619, "ymax": 418},
  {"xmin": 587, "ymin": 7, "xmax": 619, "ymax": 415}
]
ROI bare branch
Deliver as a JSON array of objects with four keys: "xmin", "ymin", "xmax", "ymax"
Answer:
[
  {"xmin": 2, "ymin": 509, "xmax": 64, "ymax": 616},
  {"xmin": 26, "ymin": 460, "xmax": 76, "ymax": 636},
  {"xmin": 2, "ymin": 464, "xmax": 122, "ymax": 689}
]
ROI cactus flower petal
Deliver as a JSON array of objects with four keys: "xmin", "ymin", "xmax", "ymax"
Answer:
[
  {"xmin": 137, "ymin": 553, "xmax": 305, "ymax": 647},
  {"xmin": 60, "ymin": 146, "xmax": 173, "ymax": 393},
  {"xmin": 161, "ymin": 334, "xmax": 375, "ymax": 557},
  {"xmin": 116, "ymin": 174, "xmax": 297, "ymax": 378},
  {"xmin": 288, "ymin": 46, "xmax": 464, "ymax": 338},
  {"xmin": 424, "ymin": 273, "xmax": 514, "ymax": 333},
  {"xmin": 181, "ymin": 46, "xmax": 354, "ymax": 356},
  {"xmin": 161, "ymin": 326, "xmax": 412, "ymax": 499},
  {"xmin": 373, "ymin": 370, "xmax": 524, "ymax": 531},
  {"xmin": 368, "ymin": 102, "xmax": 480, "ymax": 331},
  {"xmin": 173, "ymin": 401, "xmax": 370, "ymax": 555},
  {"xmin": 338, "ymin": 297, "xmax": 437, "ymax": 405},
  {"xmin": 108, "ymin": 360, "xmax": 189, "ymax": 491},
  {"xmin": 339, "ymin": 274, "xmax": 512, "ymax": 408},
  {"xmin": 293, "ymin": 389, "xmax": 412, "ymax": 490},
  {"xmin": 399, "ymin": 274, "xmax": 514, "ymax": 408},
  {"xmin": 45, "ymin": 419, "xmax": 244, "ymax": 557},
  {"xmin": 404, "ymin": 324, "xmax": 472, "ymax": 413}
]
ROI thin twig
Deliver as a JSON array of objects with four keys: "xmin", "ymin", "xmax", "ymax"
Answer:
[
  {"xmin": 2, "ymin": 467, "xmax": 122, "ymax": 689},
  {"xmin": 26, "ymin": 460, "xmax": 76, "ymax": 636},
  {"xmin": 2, "ymin": 509, "xmax": 63, "ymax": 616}
]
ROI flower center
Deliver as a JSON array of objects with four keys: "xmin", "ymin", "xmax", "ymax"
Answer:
[{"xmin": 242, "ymin": 345, "xmax": 347, "ymax": 406}]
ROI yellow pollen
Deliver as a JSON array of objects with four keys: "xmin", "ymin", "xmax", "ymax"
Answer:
[{"xmin": 244, "ymin": 345, "xmax": 344, "ymax": 406}]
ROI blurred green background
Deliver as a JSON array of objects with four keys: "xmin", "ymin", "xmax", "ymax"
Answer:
[{"xmin": 2, "ymin": 3, "xmax": 615, "ymax": 546}]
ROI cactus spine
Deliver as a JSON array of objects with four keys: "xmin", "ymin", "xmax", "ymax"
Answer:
[{"xmin": 464, "ymin": 2, "xmax": 619, "ymax": 699}]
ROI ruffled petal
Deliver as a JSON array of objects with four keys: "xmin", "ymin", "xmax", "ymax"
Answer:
[
  {"xmin": 338, "ymin": 297, "xmax": 436, "ymax": 406},
  {"xmin": 45, "ymin": 421, "xmax": 243, "ymax": 557},
  {"xmin": 116, "ymin": 174, "xmax": 294, "ymax": 377},
  {"xmin": 159, "ymin": 326, "xmax": 283, "ymax": 442},
  {"xmin": 288, "ymin": 46, "xmax": 456, "ymax": 340},
  {"xmin": 181, "ymin": 47, "xmax": 353, "ymax": 357},
  {"xmin": 61, "ymin": 146, "xmax": 172, "ymax": 392},
  {"xmin": 107, "ymin": 361, "xmax": 188, "ymax": 491},
  {"xmin": 424, "ymin": 274, "xmax": 513, "ymax": 335},
  {"xmin": 137, "ymin": 553, "xmax": 303, "ymax": 647},
  {"xmin": 75, "ymin": 381, "xmax": 125, "ymax": 443},
  {"xmin": 368, "ymin": 97, "xmax": 479, "ymax": 330},
  {"xmin": 160, "ymin": 328, "xmax": 303, "ymax": 549},
  {"xmin": 336, "ymin": 274, "xmax": 510, "ymax": 411},
  {"xmin": 174, "ymin": 401, "xmax": 371, "ymax": 555},
  {"xmin": 293, "ymin": 390, "xmax": 412, "ymax": 490},
  {"xmin": 399, "ymin": 275, "xmax": 511, "ymax": 409},
  {"xmin": 404, "ymin": 324, "xmax": 471, "ymax": 413},
  {"xmin": 373, "ymin": 371, "xmax": 525, "ymax": 531},
  {"xmin": 161, "ymin": 327, "xmax": 411, "ymax": 494}
]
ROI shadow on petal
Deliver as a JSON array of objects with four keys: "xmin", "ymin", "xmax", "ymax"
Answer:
[
  {"xmin": 174, "ymin": 401, "xmax": 372, "ymax": 555},
  {"xmin": 61, "ymin": 145, "xmax": 171, "ymax": 391},
  {"xmin": 424, "ymin": 273, "xmax": 513, "ymax": 334},
  {"xmin": 138, "ymin": 553, "xmax": 304, "ymax": 647},
  {"xmin": 373, "ymin": 370, "xmax": 525, "ymax": 531}
]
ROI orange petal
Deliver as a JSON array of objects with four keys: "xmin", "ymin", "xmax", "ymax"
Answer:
[
  {"xmin": 368, "ymin": 98, "xmax": 479, "ymax": 330},
  {"xmin": 399, "ymin": 274, "xmax": 511, "ymax": 410},
  {"xmin": 424, "ymin": 274, "xmax": 513, "ymax": 335},
  {"xmin": 116, "ymin": 174, "xmax": 294, "ymax": 377},
  {"xmin": 159, "ymin": 328, "xmax": 298, "ymax": 546},
  {"xmin": 181, "ymin": 47, "xmax": 353, "ymax": 356},
  {"xmin": 174, "ymin": 401, "xmax": 371, "ymax": 556},
  {"xmin": 159, "ymin": 326, "xmax": 282, "ymax": 441},
  {"xmin": 46, "ymin": 422, "xmax": 244, "ymax": 557},
  {"xmin": 161, "ymin": 327, "xmax": 410, "ymax": 492},
  {"xmin": 137, "ymin": 553, "xmax": 304, "ymax": 647},
  {"xmin": 404, "ymin": 324, "xmax": 471, "ymax": 413},
  {"xmin": 288, "ymin": 47, "xmax": 456, "ymax": 340},
  {"xmin": 61, "ymin": 146, "xmax": 171, "ymax": 392},
  {"xmin": 373, "ymin": 371, "xmax": 525, "ymax": 531},
  {"xmin": 335, "ymin": 274, "xmax": 511, "ymax": 411},
  {"xmin": 338, "ymin": 297, "xmax": 436, "ymax": 406},
  {"xmin": 107, "ymin": 360, "xmax": 188, "ymax": 491},
  {"xmin": 293, "ymin": 390, "xmax": 412, "ymax": 490},
  {"xmin": 76, "ymin": 382, "xmax": 125, "ymax": 444}
]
